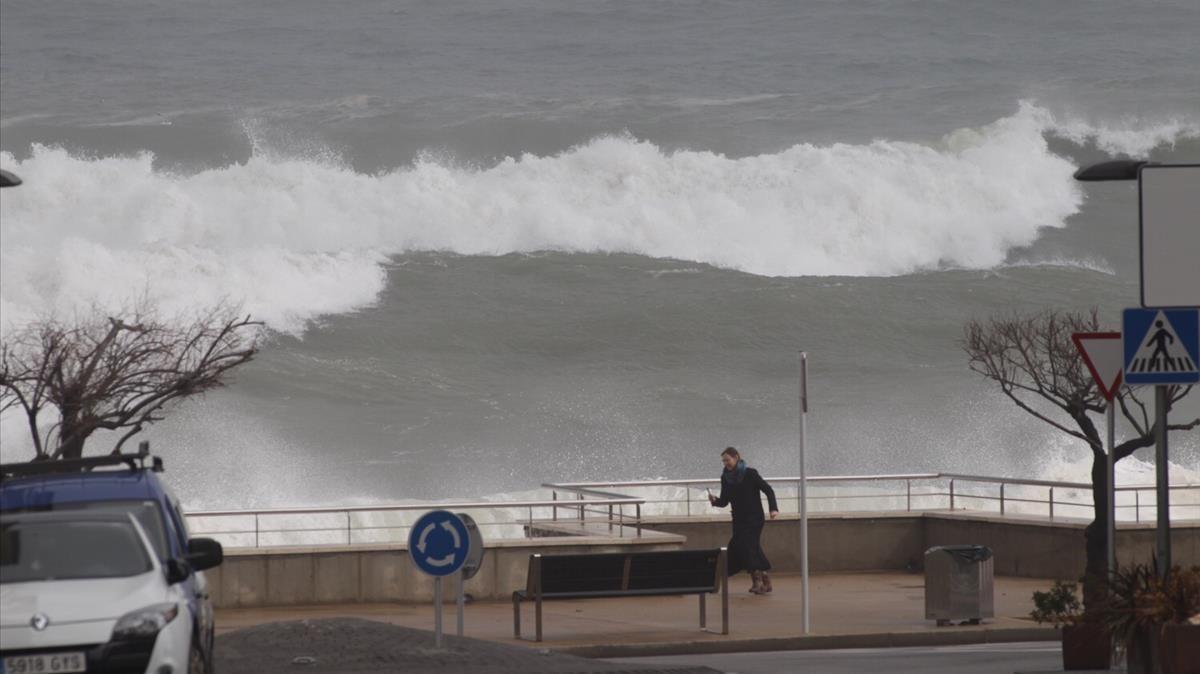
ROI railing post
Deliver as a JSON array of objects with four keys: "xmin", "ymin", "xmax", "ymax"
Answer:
[
  {"xmin": 608, "ymin": 504, "xmax": 614, "ymax": 532},
  {"xmin": 552, "ymin": 491, "xmax": 557, "ymax": 522},
  {"xmin": 255, "ymin": 513, "xmax": 260, "ymax": 548},
  {"xmin": 949, "ymin": 479, "xmax": 955, "ymax": 511},
  {"xmin": 346, "ymin": 511, "xmax": 352, "ymax": 545},
  {"xmin": 686, "ymin": 487, "xmax": 691, "ymax": 517},
  {"xmin": 1049, "ymin": 487, "xmax": 1055, "ymax": 520},
  {"xmin": 578, "ymin": 493, "xmax": 584, "ymax": 522},
  {"xmin": 636, "ymin": 503, "xmax": 642, "ymax": 538},
  {"xmin": 1000, "ymin": 483, "xmax": 1005, "ymax": 516},
  {"xmin": 906, "ymin": 479, "xmax": 911, "ymax": 512},
  {"xmin": 1136, "ymin": 490, "xmax": 1141, "ymax": 523}
]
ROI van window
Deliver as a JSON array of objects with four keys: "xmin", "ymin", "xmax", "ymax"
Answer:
[
  {"xmin": 10, "ymin": 501, "xmax": 169, "ymax": 560},
  {"xmin": 1, "ymin": 519, "xmax": 153, "ymax": 583}
]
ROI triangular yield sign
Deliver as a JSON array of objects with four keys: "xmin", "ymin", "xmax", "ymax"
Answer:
[
  {"xmin": 1127, "ymin": 311, "xmax": 1199, "ymax": 375},
  {"xmin": 1073, "ymin": 332, "xmax": 1123, "ymax": 401}
]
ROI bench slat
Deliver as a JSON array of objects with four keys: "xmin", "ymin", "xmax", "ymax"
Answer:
[
  {"xmin": 629, "ymin": 550, "xmax": 719, "ymax": 592},
  {"xmin": 532, "ymin": 549, "xmax": 721, "ymax": 595},
  {"xmin": 515, "ymin": 586, "xmax": 715, "ymax": 601}
]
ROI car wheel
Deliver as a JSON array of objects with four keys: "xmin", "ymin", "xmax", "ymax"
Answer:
[{"xmin": 188, "ymin": 637, "xmax": 206, "ymax": 674}]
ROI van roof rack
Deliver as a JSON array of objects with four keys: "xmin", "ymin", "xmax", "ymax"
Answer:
[{"xmin": 0, "ymin": 441, "xmax": 164, "ymax": 479}]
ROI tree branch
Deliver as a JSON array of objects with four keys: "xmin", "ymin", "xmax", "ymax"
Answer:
[{"xmin": 1, "ymin": 303, "xmax": 261, "ymax": 460}]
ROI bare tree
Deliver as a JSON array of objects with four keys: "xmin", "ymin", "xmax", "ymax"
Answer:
[
  {"xmin": 1, "ymin": 304, "xmax": 261, "ymax": 461},
  {"xmin": 963, "ymin": 308, "xmax": 1197, "ymax": 611}
]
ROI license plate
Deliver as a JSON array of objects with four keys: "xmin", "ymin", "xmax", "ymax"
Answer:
[{"xmin": 1, "ymin": 652, "xmax": 87, "ymax": 674}]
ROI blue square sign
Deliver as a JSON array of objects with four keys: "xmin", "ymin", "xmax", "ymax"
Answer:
[{"xmin": 1123, "ymin": 308, "xmax": 1200, "ymax": 385}]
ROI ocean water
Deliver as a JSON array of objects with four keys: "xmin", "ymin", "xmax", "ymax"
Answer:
[{"xmin": 1, "ymin": 0, "xmax": 1198, "ymax": 509}]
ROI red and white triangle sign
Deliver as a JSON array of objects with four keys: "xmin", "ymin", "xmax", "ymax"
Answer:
[{"xmin": 1072, "ymin": 332, "xmax": 1123, "ymax": 401}]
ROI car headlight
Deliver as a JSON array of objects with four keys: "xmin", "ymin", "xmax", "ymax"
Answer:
[{"xmin": 112, "ymin": 603, "xmax": 179, "ymax": 640}]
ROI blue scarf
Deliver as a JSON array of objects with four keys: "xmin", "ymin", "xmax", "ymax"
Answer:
[{"xmin": 721, "ymin": 459, "xmax": 747, "ymax": 487}]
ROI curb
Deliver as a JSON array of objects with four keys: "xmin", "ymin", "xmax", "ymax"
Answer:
[{"xmin": 559, "ymin": 626, "xmax": 1059, "ymax": 659}]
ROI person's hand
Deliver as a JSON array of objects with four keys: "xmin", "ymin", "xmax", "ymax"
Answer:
[
  {"xmin": 708, "ymin": 494, "xmax": 717, "ymax": 505},
  {"xmin": 769, "ymin": 510, "xmax": 779, "ymax": 520}
]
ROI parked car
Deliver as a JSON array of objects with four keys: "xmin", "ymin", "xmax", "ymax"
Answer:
[{"xmin": 0, "ymin": 445, "xmax": 222, "ymax": 674}]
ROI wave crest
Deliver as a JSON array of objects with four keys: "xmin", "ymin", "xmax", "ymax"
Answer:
[{"xmin": 0, "ymin": 103, "xmax": 1101, "ymax": 333}]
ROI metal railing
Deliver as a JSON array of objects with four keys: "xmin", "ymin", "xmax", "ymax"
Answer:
[
  {"xmin": 545, "ymin": 473, "xmax": 1200, "ymax": 523},
  {"xmin": 186, "ymin": 496, "xmax": 645, "ymax": 549},
  {"xmin": 186, "ymin": 472, "xmax": 1200, "ymax": 550}
]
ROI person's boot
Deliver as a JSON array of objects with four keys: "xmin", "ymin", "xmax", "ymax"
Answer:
[
  {"xmin": 750, "ymin": 571, "xmax": 763, "ymax": 594},
  {"xmin": 760, "ymin": 573, "xmax": 773, "ymax": 593}
]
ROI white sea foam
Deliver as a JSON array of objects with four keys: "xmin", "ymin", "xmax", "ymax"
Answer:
[
  {"xmin": 1037, "ymin": 451, "xmax": 1200, "ymax": 489},
  {"xmin": 1001, "ymin": 256, "xmax": 1116, "ymax": 275},
  {"xmin": 1046, "ymin": 113, "xmax": 1200, "ymax": 157},
  {"xmin": 1023, "ymin": 448, "xmax": 1200, "ymax": 521},
  {"xmin": 0, "ymin": 149, "xmax": 388, "ymax": 335},
  {"xmin": 2, "ymin": 102, "xmax": 1194, "ymax": 336}
]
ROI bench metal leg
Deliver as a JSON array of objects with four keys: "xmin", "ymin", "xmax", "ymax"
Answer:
[
  {"xmin": 513, "ymin": 594, "xmax": 521, "ymax": 639},
  {"xmin": 534, "ymin": 554, "xmax": 543, "ymax": 642},
  {"xmin": 720, "ymin": 546, "xmax": 729, "ymax": 635},
  {"xmin": 535, "ymin": 594, "xmax": 543, "ymax": 642},
  {"xmin": 699, "ymin": 592, "xmax": 707, "ymax": 629}
]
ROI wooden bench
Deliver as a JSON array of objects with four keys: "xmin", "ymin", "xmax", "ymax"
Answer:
[{"xmin": 512, "ymin": 547, "xmax": 728, "ymax": 641}]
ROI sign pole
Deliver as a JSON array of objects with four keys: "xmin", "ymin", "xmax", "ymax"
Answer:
[
  {"xmin": 799, "ymin": 351, "xmax": 810, "ymax": 635},
  {"xmin": 1155, "ymin": 385, "xmax": 1171, "ymax": 577},
  {"xmin": 1120, "ymin": 309, "xmax": 1199, "ymax": 577},
  {"xmin": 410, "ymin": 510, "xmax": 471, "ymax": 650},
  {"xmin": 1106, "ymin": 402, "xmax": 1116, "ymax": 575},
  {"xmin": 457, "ymin": 569, "xmax": 465, "ymax": 636},
  {"xmin": 1072, "ymin": 330, "xmax": 1129, "ymax": 575},
  {"xmin": 434, "ymin": 576, "xmax": 443, "ymax": 649}
]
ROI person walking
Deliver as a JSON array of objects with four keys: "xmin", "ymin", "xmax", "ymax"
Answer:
[{"xmin": 708, "ymin": 446, "xmax": 779, "ymax": 594}]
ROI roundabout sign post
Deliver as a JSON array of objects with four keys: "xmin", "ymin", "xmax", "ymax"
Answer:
[{"xmin": 409, "ymin": 510, "xmax": 471, "ymax": 648}]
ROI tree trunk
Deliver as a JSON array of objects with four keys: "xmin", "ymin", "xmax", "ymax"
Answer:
[
  {"xmin": 57, "ymin": 404, "xmax": 87, "ymax": 460},
  {"xmin": 58, "ymin": 430, "xmax": 86, "ymax": 460},
  {"xmin": 1083, "ymin": 450, "xmax": 1109, "ymax": 614}
]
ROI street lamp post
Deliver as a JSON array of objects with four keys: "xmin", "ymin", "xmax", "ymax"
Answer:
[{"xmin": 1075, "ymin": 158, "xmax": 1181, "ymax": 579}]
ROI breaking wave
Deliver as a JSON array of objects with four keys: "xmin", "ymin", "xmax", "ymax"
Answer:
[{"xmin": 2, "ymin": 102, "xmax": 1194, "ymax": 335}]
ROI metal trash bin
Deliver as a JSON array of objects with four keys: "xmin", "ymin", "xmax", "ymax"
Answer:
[{"xmin": 924, "ymin": 545, "xmax": 994, "ymax": 626}]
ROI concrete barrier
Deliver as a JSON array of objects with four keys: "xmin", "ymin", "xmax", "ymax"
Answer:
[
  {"xmin": 207, "ymin": 529, "xmax": 685, "ymax": 608},
  {"xmin": 646, "ymin": 511, "xmax": 1200, "ymax": 579},
  {"xmin": 207, "ymin": 512, "xmax": 1200, "ymax": 608}
]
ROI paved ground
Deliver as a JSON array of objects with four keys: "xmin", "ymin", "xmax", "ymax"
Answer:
[
  {"xmin": 215, "ymin": 618, "xmax": 720, "ymax": 674},
  {"xmin": 216, "ymin": 572, "xmax": 1058, "ymax": 657},
  {"xmin": 607, "ymin": 642, "xmax": 1070, "ymax": 674}
]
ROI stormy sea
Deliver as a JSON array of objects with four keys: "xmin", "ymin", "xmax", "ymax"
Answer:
[{"xmin": 2, "ymin": 0, "xmax": 1198, "ymax": 509}]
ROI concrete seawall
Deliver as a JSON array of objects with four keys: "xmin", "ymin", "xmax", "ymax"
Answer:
[
  {"xmin": 648, "ymin": 510, "xmax": 1200, "ymax": 578},
  {"xmin": 207, "ymin": 531, "xmax": 685, "ymax": 608},
  {"xmin": 206, "ymin": 511, "xmax": 1200, "ymax": 608}
]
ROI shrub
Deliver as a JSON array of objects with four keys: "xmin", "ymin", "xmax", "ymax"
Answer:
[{"xmin": 1031, "ymin": 580, "xmax": 1083, "ymax": 627}]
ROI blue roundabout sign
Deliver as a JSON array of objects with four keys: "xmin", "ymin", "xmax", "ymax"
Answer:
[{"xmin": 408, "ymin": 510, "xmax": 471, "ymax": 577}]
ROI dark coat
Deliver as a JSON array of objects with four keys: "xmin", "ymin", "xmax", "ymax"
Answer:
[{"xmin": 712, "ymin": 467, "xmax": 778, "ymax": 575}]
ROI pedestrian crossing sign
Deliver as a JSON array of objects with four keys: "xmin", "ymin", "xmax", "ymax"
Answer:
[{"xmin": 1123, "ymin": 308, "xmax": 1200, "ymax": 385}]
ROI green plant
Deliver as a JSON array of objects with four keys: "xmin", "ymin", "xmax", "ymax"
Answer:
[
  {"xmin": 1100, "ymin": 561, "xmax": 1200, "ymax": 655},
  {"xmin": 1031, "ymin": 580, "xmax": 1083, "ymax": 627}
]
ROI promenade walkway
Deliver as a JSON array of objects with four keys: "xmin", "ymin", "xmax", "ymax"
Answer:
[{"xmin": 215, "ymin": 572, "xmax": 1059, "ymax": 658}]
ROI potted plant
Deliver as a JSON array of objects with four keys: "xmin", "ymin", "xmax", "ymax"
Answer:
[
  {"xmin": 1101, "ymin": 562, "xmax": 1200, "ymax": 674},
  {"xmin": 1031, "ymin": 580, "xmax": 1112, "ymax": 670}
]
